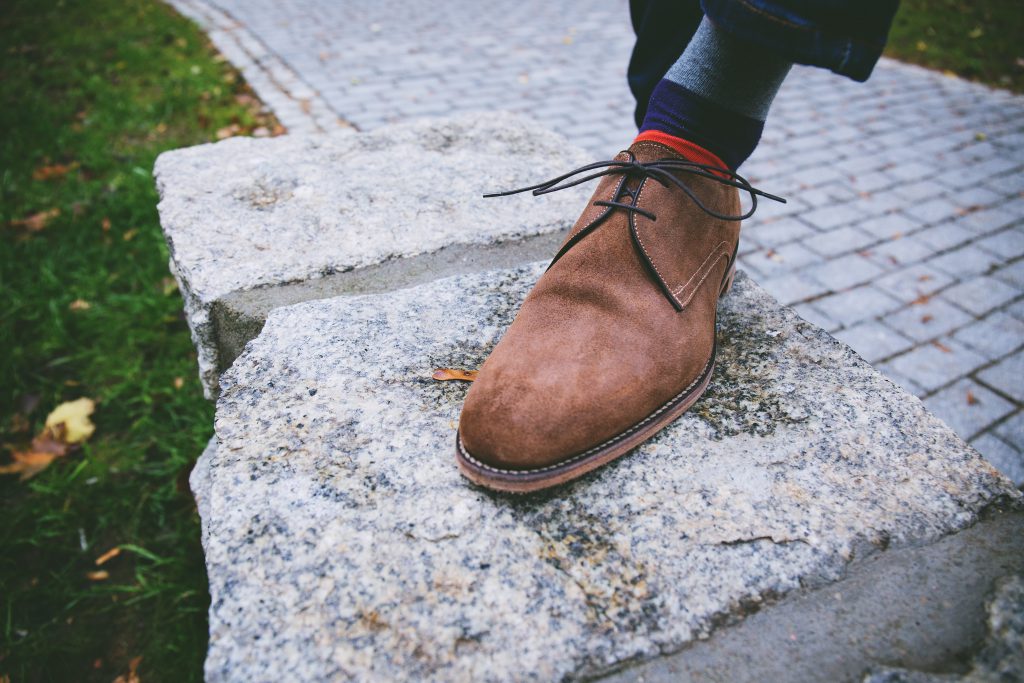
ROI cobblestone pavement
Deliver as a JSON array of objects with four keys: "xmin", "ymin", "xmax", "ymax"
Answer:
[{"xmin": 171, "ymin": 0, "xmax": 1024, "ymax": 485}]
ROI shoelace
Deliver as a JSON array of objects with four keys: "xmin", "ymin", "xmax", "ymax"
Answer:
[
  {"xmin": 484, "ymin": 152, "xmax": 786, "ymax": 309},
  {"xmin": 485, "ymin": 154, "xmax": 785, "ymax": 221}
]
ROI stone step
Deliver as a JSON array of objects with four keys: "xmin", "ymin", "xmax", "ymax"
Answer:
[
  {"xmin": 193, "ymin": 265, "xmax": 1020, "ymax": 682},
  {"xmin": 154, "ymin": 112, "xmax": 590, "ymax": 397}
]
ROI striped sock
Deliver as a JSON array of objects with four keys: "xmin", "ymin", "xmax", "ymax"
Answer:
[{"xmin": 638, "ymin": 17, "xmax": 791, "ymax": 170}]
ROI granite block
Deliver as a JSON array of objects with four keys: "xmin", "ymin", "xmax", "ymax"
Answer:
[
  {"xmin": 154, "ymin": 112, "xmax": 591, "ymax": 396},
  {"xmin": 196, "ymin": 266, "xmax": 1018, "ymax": 682}
]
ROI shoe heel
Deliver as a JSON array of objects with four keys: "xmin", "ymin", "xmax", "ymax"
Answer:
[{"xmin": 720, "ymin": 264, "xmax": 737, "ymax": 296}]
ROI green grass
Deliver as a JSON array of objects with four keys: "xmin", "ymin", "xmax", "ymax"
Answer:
[
  {"xmin": 886, "ymin": 0, "xmax": 1024, "ymax": 92},
  {"xmin": 0, "ymin": 1, "xmax": 278, "ymax": 680}
]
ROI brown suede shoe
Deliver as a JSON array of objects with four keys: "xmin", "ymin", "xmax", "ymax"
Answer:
[{"xmin": 456, "ymin": 140, "xmax": 782, "ymax": 492}]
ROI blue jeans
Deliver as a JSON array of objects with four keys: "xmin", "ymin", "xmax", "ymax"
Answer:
[{"xmin": 628, "ymin": 0, "xmax": 900, "ymax": 127}]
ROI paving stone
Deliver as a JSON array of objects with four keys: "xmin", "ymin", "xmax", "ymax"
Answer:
[
  {"xmin": 867, "ymin": 234, "xmax": 936, "ymax": 268},
  {"xmin": 756, "ymin": 272, "xmax": 830, "ymax": 306},
  {"xmin": 883, "ymin": 298, "xmax": 976, "ymax": 343},
  {"xmin": 914, "ymin": 222, "xmax": 976, "ymax": 252},
  {"xmin": 195, "ymin": 267, "xmax": 1018, "ymax": 681},
  {"xmin": 977, "ymin": 350, "xmax": 1024, "ymax": 402},
  {"xmin": 994, "ymin": 259, "xmax": 1024, "ymax": 289},
  {"xmin": 802, "ymin": 226, "xmax": 877, "ymax": 258},
  {"xmin": 943, "ymin": 276, "xmax": 1022, "ymax": 316},
  {"xmin": 858, "ymin": 212, "xmax": 921, "ymax": 240},
  {"xmin": 970, "ymin": 433, "xmax": 1024, "ymax": 488},
  {"xmin": 800, "ymin": 204, "xmax": 867, "ymax": 231},
  {"xmin": 847, "ymin": 191, "xmax": 908, "ymax": 217},
  {"xmin": 875, "ymin": 263, "xmax": 955, "ymax": 302},
  {"xmin": 741, "ymin": 242, "xmax": 821, "ymax": 279},
  {"xmin": 923, "ymin": 379, "xmax": 1016, "ymax": 441},
  {"xmin": 954, "ymin": 207, "xmax": 1020, "ymax": 235},
  {"xmin": 996, "ymin": 411, "xmax": 1024, "ymax": 452},
  {"xmin": 154, "ymin": 113, "xmax": 590, "ymax": 396},
  {"xmin": 850, "ymin": 171, "xmax": 898, "ymax": 194},
  {"xmin": 743, "ymin": 217, "xmax": 815, "ymax": 249},
  {"xmin": 883, "ymin": 339, "xmax": 987, "ymax": 393},
  {"xmin": 952, "ymin": 186, "xmax": 1004, "ymax": 208},
  {"xmin": 805, "ymin": 253, "xmax": 887, "ymax": 292},
  {"xmin": 809, "ymin": 285, "xmax": 903, "ymax": 328},
  {"xmin": 903, "ymin": 197, "xmax": 962, "ymax": 226},
  {"xmin": 926, "ymin": 244, "xmax": 1003, "ymax": 279},
  {"xmin": 832, "ymin": 320, "xmax": 915, "ymax": 364},
  {"xmin": 885, "ymin": 160, "xmax": 935, "ymax": 183},
  {"xmin": 953, "ymin": 312, "xmax": 1024, "ymax": 361},
  {"xmin": 976, "ymin": 227, "xmax": 1024, "ymax": 261},
  {"xmin": 889, "ymin": 179, "xmax": 943, "ymax": 202}
]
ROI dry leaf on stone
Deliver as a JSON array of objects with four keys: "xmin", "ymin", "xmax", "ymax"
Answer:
[
  {"xmin": 966, "ymin": 390, "xmax": 979, "ymax": 405},
  {"xmin": 32, "ymin": 162, "xmax": 79, "ymax": 181},
  {"xmin": 933, "ymin": 340, "xmax": 952, "ymax": 353},
  {"xmin": 432, "ymin": 368, "xmax": 478, "ymax": 382}
]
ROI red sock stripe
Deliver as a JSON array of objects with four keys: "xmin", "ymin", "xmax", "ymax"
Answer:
[{"xmin": 632, "ymin": 130, "xmax": 729, "ymax": 173}]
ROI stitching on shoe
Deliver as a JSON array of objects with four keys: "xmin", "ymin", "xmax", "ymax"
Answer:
[
  {"xmin": 457, "ymin": 353, "xmax": 713, "ymax": 475},
  {"xmin": 633, "ymin": 178, "xmax": 684, "ymax": 309},
  {"xmin": 675, "ymin": 250, "xmax": 732, "ymax": 308},
  {"xmin": 671, "ymin": 240, "xmax": 728, "ymax": 297}
]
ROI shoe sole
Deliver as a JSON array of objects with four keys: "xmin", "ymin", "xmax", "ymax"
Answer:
[
  {"xmin": 454, "ymin": 263, "xmax": 735, "ymax": 494},
  {"xmin": 455, "ymin": 349, "xmax": 715, "ymax": 493}
]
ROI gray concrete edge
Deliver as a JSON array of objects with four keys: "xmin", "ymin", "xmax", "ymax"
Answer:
[
  {"xmin": 594, "ymin": 507, "xmax": 1024, "ymax": 683},
  {"xmin": 209, "ymin": 230, "xmax": 567, "ymax": 381}
]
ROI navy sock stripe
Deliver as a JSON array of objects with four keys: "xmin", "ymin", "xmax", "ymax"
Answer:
[{"xmin": 640, "ymin": 79, "xmax": 763, "ymax": 170}]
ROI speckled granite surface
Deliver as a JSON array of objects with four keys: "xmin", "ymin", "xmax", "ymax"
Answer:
[
  {"xmin": 154, "ymin": 112, "xmax": 589, "ymax": 396},
  {"xmin": 195, "ymin": 266, "xmax": 1019, "ymax": 682}
]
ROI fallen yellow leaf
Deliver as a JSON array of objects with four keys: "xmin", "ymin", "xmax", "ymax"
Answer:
[
  {"xmin": 86, "ymin": 570, "xmax": 109, "ymax": 581},
  {"xmin": 45, "ymin": 397, "xmax": 96, "ymax": 444},
  {"xmin": 432, "ymin": 368, "xmax": 479, "ymax": 382},
  {"xmin": 69, "ymin": 299, "xmax": 91, "ymax": 311}
]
